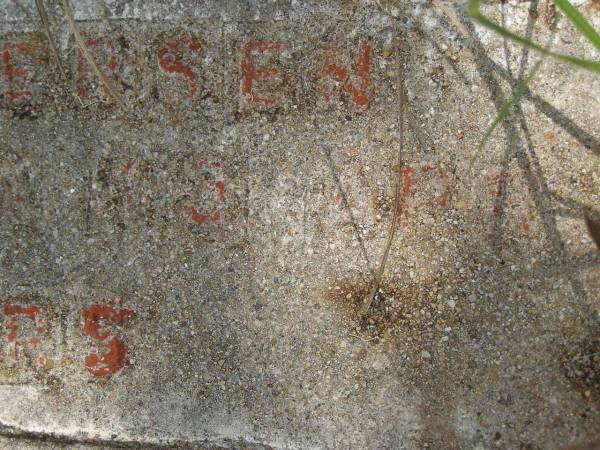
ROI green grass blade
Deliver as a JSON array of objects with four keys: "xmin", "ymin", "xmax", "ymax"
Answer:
[
  {"xmin": 552, "ymin": 0, "xmax": 600, "ymax": 53},
  {"xmin": 467, "ymin": 0, "xmax": 600, "ymax": 73},
  {"xmin": 466, "ymin": 60, "xmax": 543, "ymax": 177}
]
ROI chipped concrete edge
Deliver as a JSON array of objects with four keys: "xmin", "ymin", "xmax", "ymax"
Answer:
[{"xmin": 0, "ymin": 420, "xmax": 276, "ymax": 449}]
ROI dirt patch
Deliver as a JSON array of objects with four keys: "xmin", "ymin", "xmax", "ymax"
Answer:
[
  {"xmin": 562, "ymin": 334, "xmax": 600, "ymax": 402},
  {"xmin": 323, "ymin": 274, "xmax": 459, "ymax": 349}
]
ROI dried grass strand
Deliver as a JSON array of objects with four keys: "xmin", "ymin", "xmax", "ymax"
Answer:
[
  {"xmin": 361, "ymin": 40, "xmax": 405, "ymax": 316},
  {"xmin": 35, "ymin": 0, "xmax": 67, "ymax": 81},
  {"xmin": 60, "ymin": 0, "xmax": 125, "ymax": 108}
]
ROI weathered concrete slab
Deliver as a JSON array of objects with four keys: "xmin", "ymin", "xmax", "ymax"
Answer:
[{"xmin": 0, "ymin": 0, "xmax": 599, "ymax": 448}]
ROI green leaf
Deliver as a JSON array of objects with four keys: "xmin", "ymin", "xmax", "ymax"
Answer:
[
  {"xmin": 467, "ymin": 0, "xmax": 600, "ymax": 73},
  {"xmin": 467, "ymin": 60, "xmax": 543, "ymax": 176},
  {"xmin": 552, "ymin": 0, "xmax": 600, "ymax": 53}
]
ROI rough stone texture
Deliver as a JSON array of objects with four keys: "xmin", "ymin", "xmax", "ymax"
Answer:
[{"xmin": 0, "ymin": 0, "xmax": 599, "ymax": 448}]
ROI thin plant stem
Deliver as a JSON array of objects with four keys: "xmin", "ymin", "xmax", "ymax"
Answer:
[
  {"xmin": 362, "ymin": 38, "xmax": 405, "ymax": 316},
  {"xmin": 468, "ymin": 0, "xmax": 600, "ymax": 73},
  {"xmin": 35, "ymin": 0, "xmax": 68, "ymax": 82},
  {"xmin": 60, "ymin": 0, "xmax": 126, "ymax": 108}
]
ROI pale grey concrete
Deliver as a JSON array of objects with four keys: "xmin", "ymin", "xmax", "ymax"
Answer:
[{"xmin": 0, "ymin": 1, "xmax": 599, "ymax": 448}]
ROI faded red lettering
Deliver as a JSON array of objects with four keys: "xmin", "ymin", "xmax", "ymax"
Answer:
[
  {"xmin": 487, "ymin": 169, "xmax": 520, "ymax": 197},
  {"xmin": 321, "ymin": 41, "xmax": 372, "ymax": 107},
  {"xmin": 3, "ymin": 304, "xmax": 43, "ymax": 362},
  {"xmin": 121, "ymin": 159, "xmax": 136, "ymax": 176},
  {"xmin": 374, "ymin": 163, "xmax": 455, "ymax": 225},
  {"xmin": 396, "ymin": 166, "xmax": 414, "ymax": 222},
  {"xmin": 337, "ymin": 163, "xmax": 453, "ymax": 224},
  {"xmin": 240, "ymin": 41, "xmax": 283, "ymax": 105},
  {"xmin": 82, "ymin": 302, "xmax": 135, "ymax": 377},
  {"xmin": 84, "ymin": 338, "xmax": 127, "ymax": 377},
  {"xmin": 158, "ymin": 35, "xmax": 206, "ymax": 98},
  {"xmin": 184, "ymin": 206, "xmax": 220, "ymax": 224},
  {"xmin": 486, "ymin": 168, "xmax": 532, "ymax": 233},
  {"xmin": 215, "ymin": 180, "xmax": 225, "ymax": 202},
  {"xmin": 2, "ymin": 42, "xmax": 33, "ymax": 102},
  {"xmin": 76, "ymin": 37, "xmax": 125, "ymax": 98},
  {"xmin": 184, "ymin": 161, "xmax": 225, "ymax": 225},
  {"xmin": 121, "ymin": 159, "xmax": 139, "ymax": 205}
]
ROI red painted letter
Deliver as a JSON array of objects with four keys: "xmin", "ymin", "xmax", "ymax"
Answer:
[
  {"xmin": 321, "ymin": 41, "xmax": 372, "ymax": 107},
  {"xmin": 158, "ymin": 35, "xmax": 205, "ymax": 98},
  {"xmin": 184, "ymin": 161, "xmax": 225, "ymax": 225},
  {"xmin": 82, "ymin": 302, "xmax": 135, "ymax": 377},
  {"xmin": 240, "ymin": 41, "xmax": 283, "ymax": 105},
  {"xmin": 3, "ymin": 304, "xmax": 43, "ymax": 363},
  {"xmin": 2, "ymin": 42, "xmax": 33, "ymax": 102},
  {"xmin": 76, "ymin": 38, "xmax": 126, "ymax": 99}
]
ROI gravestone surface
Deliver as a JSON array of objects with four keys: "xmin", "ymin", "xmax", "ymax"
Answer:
[{"xmin": 0, "ymin": 1, "xmax": 599, "ymax": 448}]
